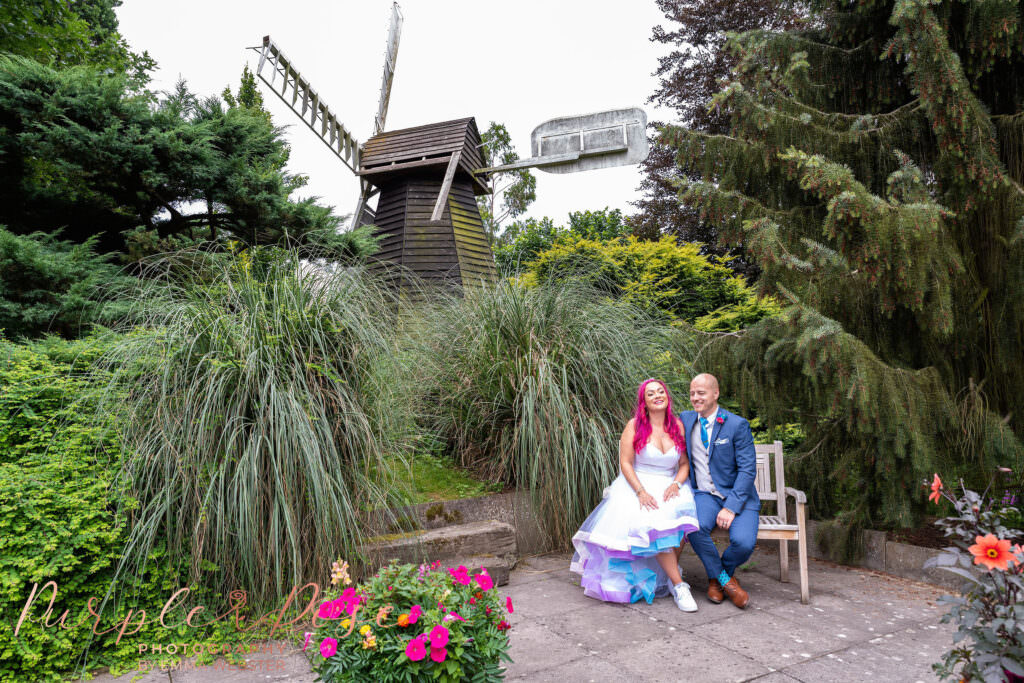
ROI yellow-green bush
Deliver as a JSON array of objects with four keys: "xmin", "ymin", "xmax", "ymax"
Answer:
[{"xmin": 522, "ymin": 236, "xmax": 779, "ymax": 329}]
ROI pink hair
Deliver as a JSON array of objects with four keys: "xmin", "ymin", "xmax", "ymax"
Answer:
[{"xmin": 633, "ymin": 379, "xmax": 686, "ymax": 456}]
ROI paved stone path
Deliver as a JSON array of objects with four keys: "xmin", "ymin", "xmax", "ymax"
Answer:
[
  {"xmin": 88, "ymin": 547, "xmax": 955, "ymax": 682},
  {"xmin": 503, "ymin": 549, "xmax": 954, "ymax": 682}
]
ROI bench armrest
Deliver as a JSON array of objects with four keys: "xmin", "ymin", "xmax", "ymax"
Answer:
[{"xmin": 784, "ymin": 486, "xmax": 807, "ymax": 505}]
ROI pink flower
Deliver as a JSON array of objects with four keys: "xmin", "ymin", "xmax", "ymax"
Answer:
[
  {"xmin": 319, "ymin": 637, "xmax": 338, "ymax": 658},
  {"xmin": 469, "ymin": 597, "xmax": 476, "ymax": 605},
  {"xmin": 317, "ymin": 600, "xmax": 342, "ymax": 619},
  {"xmin": 409, "ymin": 604, "xmax": 422, "ymax": 624},
  {"xmin": 302, "ymin": 632, "xmax": 313, "ymax": 652},
  {"xmin": 716, "ymin": 416, "xmax": 724, "ymax": 424},
  {"xmin": 497, "ymin": 620, "xmax": 511, "ymax": 631},
  {"xmin": 486, "ymin": 607, "xmax": 492, "ymax": 615},
  {"xmin": 429, "ymin": 624, "xmax": 450, "ymax": 649},
  {"xmin": 443, "ymin": 611, "xmax": 466, "ymax": 623},
  {"xmin": 506, "ymin": 596, "xmax": 514, "ymax": 613},
  {"xmin": 404, "ymin": 636, "xmax": 427, "ymax": 661},
  {"xmin": 430, "ymin": 646, "xmax": 447, "ymax": 663},
  {"xmin": 474, "ymin": 571, "xmax": 494, "ymax": 591},
  {"xmin": 448, "ymin": 566, "xmax": 471, "ymax": 585}
]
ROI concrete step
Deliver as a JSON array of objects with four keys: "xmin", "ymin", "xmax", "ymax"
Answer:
[{"xmin": 363, "ymin": 520, "xmax": 517, "ymax": 585}]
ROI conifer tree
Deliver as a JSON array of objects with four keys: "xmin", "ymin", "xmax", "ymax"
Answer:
[
  {"xmin": 662, "ymin": 0, "xmax": 1024, "ymax": 544},
  {"xmin": 632, "ymin": 0, "xmax": 803, "ymax": 273}
]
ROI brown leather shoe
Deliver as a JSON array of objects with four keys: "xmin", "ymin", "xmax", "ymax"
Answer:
[
  {"xmin": 722, "ymin": 577, "xmax": 749, "ymax": 608},
  {"xmin": 706, "ymin": 579, "xmax": 724, "ymax": 604}
]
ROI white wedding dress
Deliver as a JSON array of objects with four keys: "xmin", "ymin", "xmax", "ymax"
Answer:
[{"xmin": 570, "ymin": 442, "xmax": 699, "ymax": 603}]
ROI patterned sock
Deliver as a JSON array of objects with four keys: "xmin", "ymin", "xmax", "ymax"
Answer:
[{"xmin": 718, "ymin": 570, "xmax": 731, "ymax": 586}]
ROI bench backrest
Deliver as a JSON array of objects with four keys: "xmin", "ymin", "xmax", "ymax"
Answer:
[{"xmin": 754, "ymin": 440, "xmax": 786, "ymax": 522}]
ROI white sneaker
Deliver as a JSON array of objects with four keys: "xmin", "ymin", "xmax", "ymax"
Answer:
[{"xmin": 673, "ymin": 581, "xmax": 698, "ymax": 612}]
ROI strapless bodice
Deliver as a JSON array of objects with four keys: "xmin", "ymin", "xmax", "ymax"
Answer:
[{"xmin": 633, "ymin": 442, "xmax": 679, "ymax": 477}]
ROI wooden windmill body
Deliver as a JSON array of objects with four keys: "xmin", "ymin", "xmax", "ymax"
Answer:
[{"xmin": 358, "ymin": 118, "xmax": 496, "ymax": 292}]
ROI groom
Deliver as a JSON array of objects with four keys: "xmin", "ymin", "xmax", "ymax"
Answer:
[{"xmin": 681, "ymin": 373, "xmax": 759, "ymax": 608}]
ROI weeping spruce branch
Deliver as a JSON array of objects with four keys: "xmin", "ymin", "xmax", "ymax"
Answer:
[{"xmin": 663, "ymin": 0, "xmax": 1024, "ymax": 551}]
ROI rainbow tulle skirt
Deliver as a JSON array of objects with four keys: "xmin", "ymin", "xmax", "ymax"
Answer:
[{"xmin": 570, "ymin": 471, "xmax": 699, "ymax": 604}]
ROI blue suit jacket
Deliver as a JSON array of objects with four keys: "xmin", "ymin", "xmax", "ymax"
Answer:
[{"xmin": 680, "ymin": 408, "xmax": 761, "ymax": 513}]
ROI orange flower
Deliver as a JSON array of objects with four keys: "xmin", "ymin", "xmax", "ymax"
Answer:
[
  {"xmin": 397, "ymin": 613, "xmax": 410, "ymax": 627},
  {"xmin": 968, "ymin": 534, "xmax": 1018, "ymax": 571},
  {"xmin": 928, "ymin": 474, "xmax": 943, "ymax": 504}
]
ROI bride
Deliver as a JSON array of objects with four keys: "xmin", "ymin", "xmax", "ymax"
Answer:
[{"xmin": 570, "ymin": 378, "xmax": 700, "ymax": 611}]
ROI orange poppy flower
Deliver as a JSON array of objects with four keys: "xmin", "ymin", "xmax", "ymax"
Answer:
[
  {"xmin": 928, "ymin": 474, "xmax": 943, "ymax": 504},
  {"xmin": 968, "ymin": 534, "xmax": 1018, "ymax": 571}
]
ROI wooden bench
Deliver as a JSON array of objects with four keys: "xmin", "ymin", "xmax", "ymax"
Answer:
[{"xmin": 754, "ymin": 440, "xmax": 809, "ymax": 603}]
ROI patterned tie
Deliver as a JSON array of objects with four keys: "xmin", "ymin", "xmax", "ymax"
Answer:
[{"xmin": 699, "ymin": 416, "xmax": 710, "ymax": 449}]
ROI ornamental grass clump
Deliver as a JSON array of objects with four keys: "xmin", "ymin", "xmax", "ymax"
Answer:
[
  {"xmin": 410, "ymin": 280, "xmax": 693, "ymax": 546},
  {"xmin": 925, "ymin": 472, "xmax": 1024, "ymax": 681},
  {"xmin": 309, "ymin": 560, "xmax": 512, "ymax": 682},
  {"xmin": 93, "ymin": 247, "xmax": 412, "ymax": 605}
]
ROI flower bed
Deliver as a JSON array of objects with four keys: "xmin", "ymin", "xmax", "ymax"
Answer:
[
  {"xmin": 925, "ymin": 473, "xmax": 1024, "ymax": 682},
  {"xmin": 307, "ymin": 560, "xmax": 512, "ymax": 682}
]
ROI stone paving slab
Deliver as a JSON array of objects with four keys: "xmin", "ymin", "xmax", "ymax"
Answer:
[{"xmin": 81, "ymin": 547, "xmax": 955, "ymax": 683}]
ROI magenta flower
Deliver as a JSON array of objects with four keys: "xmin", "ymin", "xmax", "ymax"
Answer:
[
  {"xmin": 716, "ymin": 416, "xmax": 724, "ymax": 424},
  {"xmin": 497, "ymin": 620, "xmax": 511, "ymax": 631},
  {"xmin": 506, "ymin": 596, "xmax": 514, "ymax": 613},
  {"xmin": 404, "ymin": 636, "xmax": 427, "ymax": 662},
  {"xmin": 443, "ymin": 611, "xmax": 466, "ymax": 623},
  {"xmin": 429, "ymin": 624, "xmax": 450, "ymax": 648},
  {"xmin": 319, "ymin": 637, "xmax": 338, "ymax": 658},
  {"xmin": 448, "ymin": 565, "xmax": 471, "ymax": 585},
  {"xmin": 430, "ymin": 646, "xmax": 448, "ymax": 663},
  {"xmin": 474, "ymin": 571, "xmax": 494, "ymax": 591},
  {"xmin": 302, "ymin": 632, "xmax": 313, "ymax": 652},
  {"xmin": 317, "ymin": 600, "xmax": 342, "ymax": 620},
  {"xmin": 409, "ymin": 604, "xmax": 422, "ymax": 624}
]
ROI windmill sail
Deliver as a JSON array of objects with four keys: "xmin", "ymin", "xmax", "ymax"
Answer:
[
  {"xmin": 254, "ymin": 36, "xmax": 361, "ymax": 174},
  {"xmin": 374, "ymin": 2, "xmax": 404, "ymax": 136}
]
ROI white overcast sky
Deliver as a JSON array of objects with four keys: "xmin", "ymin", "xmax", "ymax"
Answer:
[{"xmin": 116, "ymin": 0, "xmax": 676, "ymax": 230}]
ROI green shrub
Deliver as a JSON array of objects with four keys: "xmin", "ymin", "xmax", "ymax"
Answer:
[
  {"xmin": 0, "ymin": 228, "xmax": 134, "ymax": 340},
  {"xmin": 0, "ymin": 336, "xmax": 255, "ymax": 682},
  {"xmin": 523, "ymin": 235, "xmax": 779, "ymax": 329},
  {"xmin": 409, "ymin": 280, "xmax": 694, "ymax": 546},
  {"xmin": 493, "ymin": 208, "xmax": 632, "ymax": 275},
  {"xmin": 92, "ymin": 247, "xmax": 413, "ymax": 606}
]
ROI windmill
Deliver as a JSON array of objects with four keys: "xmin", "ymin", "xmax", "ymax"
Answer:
[{"xmin": 250, "ymin": 3, "xmax": 648, "ymax": 294}]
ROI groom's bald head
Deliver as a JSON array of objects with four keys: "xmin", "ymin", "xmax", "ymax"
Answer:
[
  {"xmin": 689, "ymin": 373, "xmax": 720, "ymax": 417},
  {"xmin": 692, "ymin": 373, "xmax": 719, "ymax": 391}
]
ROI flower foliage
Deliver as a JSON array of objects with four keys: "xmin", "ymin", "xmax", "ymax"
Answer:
[
  {"xmin": 924, "ymin": 473, "xmax": 1024, "ymax": 681},
  {"xmin": 310, "ymin": 561, "xmax": 511, "ymax": 682}
]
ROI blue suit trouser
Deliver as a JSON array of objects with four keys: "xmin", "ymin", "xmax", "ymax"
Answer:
[{"xmin": 688, "ymin": 490, "xmax": 759, "ymax": 580}]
